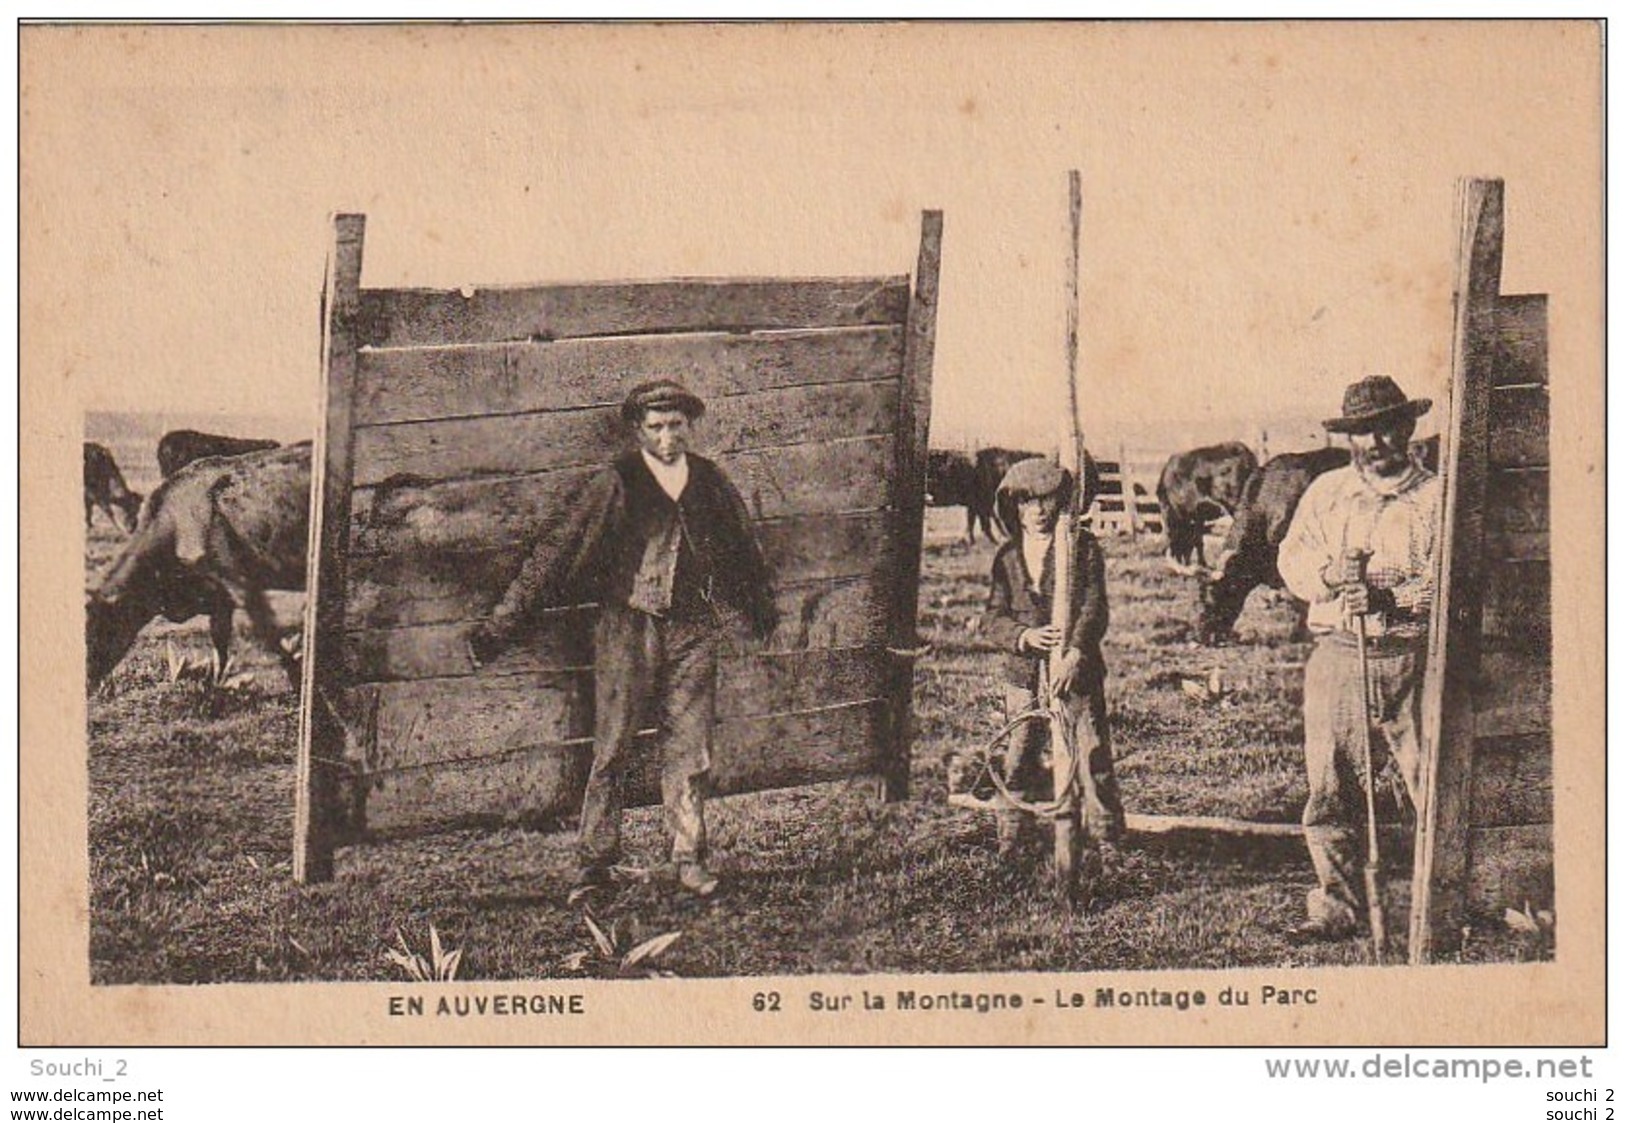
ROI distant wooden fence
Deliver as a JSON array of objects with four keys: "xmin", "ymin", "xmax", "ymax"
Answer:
[
  {"xmin": 1087, "ymin": 456, "xmax": 1164, "ymax": 537},
  {"xmin": 1410, "ymin": 178, "xmax": 1552, "ymax": 962},
  {"xmin": 294, "ymin": 212, "xmax": 942, "ymax": 882}
]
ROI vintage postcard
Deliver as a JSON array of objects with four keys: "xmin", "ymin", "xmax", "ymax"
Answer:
[{"xmin": 23, "ymin": 20, "xmax": 1603, "ymax": 1046}]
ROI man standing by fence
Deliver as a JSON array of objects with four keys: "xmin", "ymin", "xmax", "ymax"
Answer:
[
  {"xmin": 1276, "ymin": 375, "xmax": 1440, "ymax": 943},
  {"xmin": 469, "ymin": 379, "xmax": 778, "ymax": 898}
]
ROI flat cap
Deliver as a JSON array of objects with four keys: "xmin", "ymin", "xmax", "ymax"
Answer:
[
  {"xmin": 621, "ymin": 379, "xmax": 706, "ymax": 423},
  {"xmin": 997, "ymin": 457, "xmax": 1071, "ymax": 501}
]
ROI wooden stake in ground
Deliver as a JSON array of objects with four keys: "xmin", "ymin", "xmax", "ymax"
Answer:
[{"xmin": 1049, "ymin": 169, "xmax": 1097, "ymax": 904}]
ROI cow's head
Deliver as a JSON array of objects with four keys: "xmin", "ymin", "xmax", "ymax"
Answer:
[
  {"xmin": 84, "ymin": 521, "xmax": 205, "ymax": 691},
  {"xmin": 86, "ymin": 579, "xmax": 162, "ymax": 691}
]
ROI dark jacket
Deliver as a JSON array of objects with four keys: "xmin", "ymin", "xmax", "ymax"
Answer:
[
  {"xmin": 981, "ymin": 527, "xmax": 1109, "ymax": 692},
  {"xmin": 473, "ymin": 451, "xmax": 777, "ymax": 654}
]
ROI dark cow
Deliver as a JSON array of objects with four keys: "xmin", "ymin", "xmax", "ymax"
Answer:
[
  {"xmin": 157, "ymin": 429, "xmax": 281, "ymax": 479},
  {"xmin": 1194, "ymin": 446, "xmax": 1352, "ymax": 645},
  {"xmin": 1156, "ymin": 441, "xmax": 1258, "ymax": 568},
  {"xmin": 83, "ymin": 442, "xmax": 143, "ymax": 534},
  {"xmin": 86, "ymin": 442, "xmax": 311, "ymax": 690},
  {"xmin": 926, "ymin": 449, "xmax": 984, "ymax": 541}
]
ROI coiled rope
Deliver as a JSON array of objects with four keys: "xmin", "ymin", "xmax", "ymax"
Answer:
[{"xmin": 962, "ymin": 667, "xmax": 1085, "ymax": 820}]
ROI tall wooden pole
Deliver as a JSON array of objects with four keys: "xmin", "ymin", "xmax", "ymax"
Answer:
[
  {"xmin": 1409, "ymin": 178, "xmax": 1502, "ymax": 960},
  {"xmin": 1049, "ymin": 171, "xmax": 1086, "ymax": 901},
  {"xmin": 295, "ymin": 214, "xmax": 366, "ymax": 884},
  {"xmin": 883, "ymin": 210, "xmax": 944, "ymax": 802}
]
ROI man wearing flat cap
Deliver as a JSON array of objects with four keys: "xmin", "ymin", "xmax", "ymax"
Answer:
[
  {"xmin": 469, "ymin": 378, "xmax": 778, "ymax": 897},
  {"xmin": 1277, "ymin": 375, "xmax": 1440, "ymax": 941},
  {"xmin": 978, "ymin": 455, "xmax": 1126, "ymax": 860}
]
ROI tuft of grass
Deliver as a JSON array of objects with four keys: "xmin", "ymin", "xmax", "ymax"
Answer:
[
  {"xmin": 384, "ymin": 924, "xmax": 463, "ymax": 982},
  {"xmin": 559, "ymin": 909, "xmax": 684, "ymax": 978}
]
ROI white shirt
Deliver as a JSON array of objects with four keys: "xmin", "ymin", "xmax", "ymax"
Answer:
[
  {"xmin": 1278, "ymin": 463, "xmax": 1440, "ymax": 638},
  {"xmin": 1021, "ymin": 530, "xmax": 1052, "ymax": 592},
  {"xmin": 641, "ymin": 450, "xmax": 690, "ymax": 501}
]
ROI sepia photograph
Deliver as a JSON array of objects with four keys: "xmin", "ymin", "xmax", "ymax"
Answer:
[{"xmin": 21, "ymin": 20, "xmax": 1603, "ymax": 1048}]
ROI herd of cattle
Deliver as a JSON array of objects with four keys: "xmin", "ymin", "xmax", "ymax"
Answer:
[{"xmin": 82, "ymin": 429, "xmax": 1440, "ymax": 693}]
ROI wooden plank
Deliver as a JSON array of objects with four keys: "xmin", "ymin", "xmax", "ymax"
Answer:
[
  {"xmin": 1484, "ymin": 468, "xmax": 1548, "ymax": 560},
  {"xmin": 356, "ymin": 277, "xmax": 912, "ymax": 348},
  {"xmin": 353, "ymin": 326, "xmax": 905, "ymax": 425},
  {"xmin": 715, "ymin": 647, "xmax": 888, "ymax": 721},
  {"xmin": 351, "ymin": 379, "xmax": 901, "ymax": 487},
  {"xmin": 1467, "ymin": 733, "xmax": 1552, "ymax": 829},
  {"xmin": 348, "ymin": 609, "xmax": 596, "ymax": 682},
  {"xmin": 1492, "ymin": 294, "xmax": 1548, "ymax": 386},
  {"xmin": 1473, "ymin": 651, "xmax": 1552, "ymax": 739},
  {"xmin": 361, "ymin": 700, "xmax": 887, "ymax": 835},
  {"xmin": 346, "ymin": 576, "xmax": 891, "ymax": 682},
  {"xmin": 721, "ymin": 438, "xmax": 896, "ymax": 521},
  {"xmin": 1481, "ymin": 559, "xmax": 1551, "ymax": 652},
  {"xmin": 882, "ymin": 211, "xmax": 942, "ymax": 803},
  {"xmin": 345, "ymin": 510, "xmax": 892, "ymax": 631},
  {"xmin": 1466, "ymin": 823, "xmax": 1553, "ymax": 914},
  {"xmin": 367, "ymin": 647, "xmax": 890, "ymax": 773},
  {"xmin": 1487, "ymin": 385, "xmax": 1549, "ymax": 468},
  {"xmin": 349, "ymin": 437, "xmax": 895, "ymax": 554},
  {"xmin": 1411, "ymin": 177, "xmax": 1501, "ymax": 963},
  {"xmin": 372, "ymin": 671, "xmax": 590, "ymax": 772},
  {"xmin": 295, "ymin": 213, "xmax": 366, "ymax": 885}
]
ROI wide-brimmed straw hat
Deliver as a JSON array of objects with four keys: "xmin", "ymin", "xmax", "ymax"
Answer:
[
  {"xmin": 1322, "ymin": 375, "xmax": 1431, "ymax": 434},
  {"xmin": 621, "ymin": 378, "xmax": 706, "ymax": 423}
]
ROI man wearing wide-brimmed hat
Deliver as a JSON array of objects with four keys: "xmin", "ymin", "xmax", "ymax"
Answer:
[
  {"xmin": 469, "ymin": 378, "xmax": 778, "ymax": 898},
  {"xmin": 1277, "ymin": 375, "xmax": 1441, "ymax": 942}
]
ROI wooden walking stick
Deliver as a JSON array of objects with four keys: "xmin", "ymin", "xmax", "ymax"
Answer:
[{"xmin": 1347, "ymin": 549, "xmax": 1388, "ymax": 961}]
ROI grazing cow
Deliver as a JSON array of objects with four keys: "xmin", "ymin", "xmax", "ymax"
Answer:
[
  {"xmin": 86, "ymin": 442, "xmax": 311, "ymax": 690},
  {"xmin": 1156, "ymin": 441, "xmax": 1259, "ymax": 568},
  {"xmin": 1194, "ymin": 447, "xmax": 1352, "ymax": 645},
  {"xmin": 926, "ymin": 449, "xmax": 984, "ymax": 541},
  {"xmin": 83, "ymin": 442, "xmax": 143, "ymax": 534},
  {"xmin": 156, "ymin": 429, "xmax": 280, "ymax": 479}
]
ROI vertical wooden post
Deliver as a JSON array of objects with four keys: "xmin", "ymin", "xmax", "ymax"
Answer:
[
  {"xmin": 881, "ymin": 210, "xmax": 943, "ymax": 802},
  {"xmin": 1048, "ymin": 170, "xmax": 1087, "ymax": 901},
  {"xmin": 1409, "ymin": 179, "xmax": 1502, "ymax": 960},
  {"xmin": 1120, "ymin": 439, "xmax": 1141, "ymax": 538},
  {"xmin": 295, "ymin": 214, "xmax": 366, "ymax": 884}
]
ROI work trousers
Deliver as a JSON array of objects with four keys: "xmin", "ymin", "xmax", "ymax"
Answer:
[
  {"xmin": 1301, "ymin": 635, "xmax": 1422, "ymax": 928},
  {"xmin": 579, "ymin": 604, "xmax": 718, "ymax": 869},
  {"xmin": 1000, "ymin": 681, "xmax": 1126, "ymax": 843}
]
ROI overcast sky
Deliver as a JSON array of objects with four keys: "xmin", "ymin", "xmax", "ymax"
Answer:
[{"xmin": 23, "ymin": 22, "xmax": 1601, "ymax": 458}]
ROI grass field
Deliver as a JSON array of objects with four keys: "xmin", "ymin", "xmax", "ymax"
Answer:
[{"xmin": 85, "ymin": 496, "xmax": 1544, "ymax": 985}]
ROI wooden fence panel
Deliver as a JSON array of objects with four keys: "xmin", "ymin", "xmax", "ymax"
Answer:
[{"xmin": 296, "ymin": 215, "xmax": 939, "ymax": 876}]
